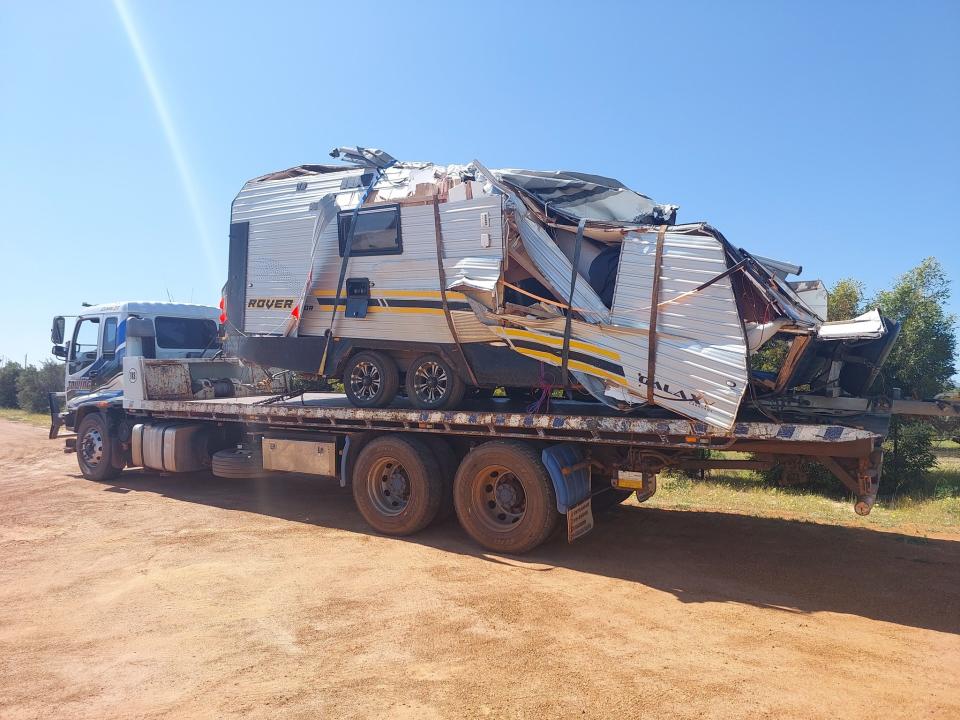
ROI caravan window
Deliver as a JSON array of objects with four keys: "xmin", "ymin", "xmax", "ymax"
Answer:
[{"xmin": 337, "ymin": 204, "xmax": 402, "ymax": 257}]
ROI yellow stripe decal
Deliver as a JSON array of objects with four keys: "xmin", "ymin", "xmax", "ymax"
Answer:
[
  {"xmin": 500, "ymin": 327, "xmax": 621, "ymax": 362},
  {"xmin": 511, "ymin": 347, "xmax": 628, "ymax": 387}
]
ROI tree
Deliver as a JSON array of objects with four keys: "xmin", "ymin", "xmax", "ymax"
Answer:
[
  {"xmin": 0, "ymin": 360, "xmax": 22, "ymax": 408},
  {"xmin": 872, "ymin": 257, "xmax": 956, "ymax": 400},
  {"xmin": 16, "ymin": 360, "xmax": 64, "ymax": 413},
  {"xmin": 827, "ymin": 278, "xmax": 864, "ymax": 321},
  {"xmin": 869, "ymin": 258, "xmax": 957, "ymax": 495}
]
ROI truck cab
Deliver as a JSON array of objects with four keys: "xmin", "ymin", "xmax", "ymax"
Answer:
[{"xmin": 50, "ymin": 301, "xmax": 220, "ymax": 435}]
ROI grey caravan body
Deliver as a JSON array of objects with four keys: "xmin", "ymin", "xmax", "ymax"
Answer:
[{"xmin": 225, "ymin": 148, "xmax": 897, "ymax": 431}]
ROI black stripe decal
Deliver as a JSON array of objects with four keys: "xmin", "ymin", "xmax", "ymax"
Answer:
[
  {"xmin": 314, "ymin": 297, "xmax": 472, "ymax": 312},
  {"xmin": 510, "ymin": 339, "xmax": 624, "ymax": 377}
]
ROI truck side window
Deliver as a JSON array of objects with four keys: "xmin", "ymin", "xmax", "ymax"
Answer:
[
  {"xmin": 70, "ymin": 317, "xmax": 100, "ymax": 372},
  {"xmin": 101, "ymin": 317, "xmax": 118, "ymax": 357},
  {"xmin": 337, "ymin": 204, "xmax": 402, "ymax": 257},
  {"xmin": 154, "ymin": 317, "xmax": 218, "ymax": 350}
]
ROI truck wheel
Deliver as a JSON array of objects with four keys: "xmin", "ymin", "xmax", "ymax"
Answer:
[
  {"xmin": 427, "ymin": 437, "xmax": 459, "ymax": 522},
  {"xmin": 405, "ymin": 354, "xmax": 465, "ymax": 410},
  {"xmin": 76, "ymin": 414, "xmax": 123, "ymax": 481},
  {"xmin": 211, "ymin": 447, "xmax": 267, "ymax": 479},
  {"xmin": 454, "ymin": 441, "xmax": 559, "ymax": 554},
  {"xmin": 352, "ymin": 435, "xmax": 442, "ymax": 535},
  {"xmin": 343, "ymin": 351, "xmax": 399, "ymax": 408}
]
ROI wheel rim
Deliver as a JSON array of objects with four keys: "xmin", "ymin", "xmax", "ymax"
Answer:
[
  {"xmin": 470, "ymin": 464, "xmax": 526, "ymax": 533},
  {"xmin": 349, "ymin": 360, "xmax": 382, "ymax": 401},
  {"xmin": 80, "ymin": 427, "xmax": 104, "ymax": 468},
  {"xmin": 413, "ymin": 361, "xmax": 448, "ymax": 404},
  {"xmin": 366, "ymin": 456, "xmax": 410, "ymax": 516}
]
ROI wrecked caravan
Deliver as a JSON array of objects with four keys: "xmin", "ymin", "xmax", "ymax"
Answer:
[{"xmin": 224, "ymin": 147, "xmax": 896, "ymax": 431}]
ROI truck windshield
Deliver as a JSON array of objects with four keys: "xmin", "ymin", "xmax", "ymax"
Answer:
[{"xmin": 154, "ymin": 316, "xmax": 219, "ymax": 350}]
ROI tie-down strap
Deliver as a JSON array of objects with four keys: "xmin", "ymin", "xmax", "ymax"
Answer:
[{"xmin": 646, "ymin": 225, "xmax": 667, "ymax": 404}]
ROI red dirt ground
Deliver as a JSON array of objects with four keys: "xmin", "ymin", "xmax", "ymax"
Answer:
[{"xmin": 1, "ymin": 420, "xmax": 958, "ymax": 719}]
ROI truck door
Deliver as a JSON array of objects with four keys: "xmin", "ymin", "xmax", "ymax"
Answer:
[
  {"xmin": 65, "ymin": 314, "xmax": 122, "ymax": 401},
  {"xmin": 65, "ymin": 315, "xmax": 101, "ymax": 399}
]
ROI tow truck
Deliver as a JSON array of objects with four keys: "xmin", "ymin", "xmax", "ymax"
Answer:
[{"xmin": 47, "ymin": 301, "xmax": 960, "ymax": 555}]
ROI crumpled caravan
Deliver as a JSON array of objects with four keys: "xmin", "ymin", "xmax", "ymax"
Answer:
[{"xmin": 224, "ymin": 147, "xmax": 897, "ymax": 431}]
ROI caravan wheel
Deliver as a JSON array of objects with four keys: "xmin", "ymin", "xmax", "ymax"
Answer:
[
  {"xmin": 343, "ymin": 351, "xmax": 399, "ymax": 408},
  {"xmin": 405, "ymin": 354, "xmax": 465, "ymax": 410}
]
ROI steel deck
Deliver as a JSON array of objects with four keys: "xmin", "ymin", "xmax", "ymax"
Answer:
[{"xmin": 125, "ymin": 393, "xmax": 881, "ymax": 455}]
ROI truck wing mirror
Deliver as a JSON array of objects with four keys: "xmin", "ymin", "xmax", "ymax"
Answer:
[
  {"xmin": 126, "ymin": 317, "xmax": 156, "ymax": 338},
  {"xmin": 52, "ymin": 344, "xmax": 68, "ymax": 360},
  {"xmin": 51, "ymin": 316, "xmax": 65, "ymax": 344}
]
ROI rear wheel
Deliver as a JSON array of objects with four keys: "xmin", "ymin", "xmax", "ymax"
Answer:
[
  {"xmin": 352, "ymin": 435, "xmax": 443, "ymax": 535},
  {"xmin": 454, "ymin": 441, "xmax": 559, "ymax": 554},
  {"xmin": 427, "ymin": 437, "xmax": 459, "ymax": 522},
  {"xmin": 343, "ymin": 351, "xmax": 399, "ymax": 408},
  {"xmin": 76, "ymin": 414, "xmax": 122, "ymax": 481},
  {"xmin": 405, "ymin": 354, "xmax": 465, "ymax": 410}
]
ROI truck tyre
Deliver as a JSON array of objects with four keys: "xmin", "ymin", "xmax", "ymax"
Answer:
[
  {"xmin": 427, "ymin": 437, "xmax": 459, "ymax": 522},
  {"xmin": 343, "ymin": 351, "xmax": 399, "ymax": 408},
  {"xmin": 211, "ymin": 447, "xmax": 267, "ymax": 479},
  {"xmin": 405, "ymin": 354, "xmax": 465, "ymax": 410},
  {"xmin": 76, "ymin": 413, "xmax": 123, "ymax": 481},
  {"xmin": 454, "ymin": 441, "xmax": 559, "ymax": 554},
  {"xmin": 352, "ymin": 435, "xmax": 443, "ymax": 536}
]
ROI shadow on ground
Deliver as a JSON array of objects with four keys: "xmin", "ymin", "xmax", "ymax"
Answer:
[{"xmin": 93, "ymin": 469, "xmax": 960, "ymax": 635}]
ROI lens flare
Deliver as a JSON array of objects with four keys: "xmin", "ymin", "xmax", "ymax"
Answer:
[{"xmin": 113, "ymin": 0, "xmax": 220, "ymax": 287}]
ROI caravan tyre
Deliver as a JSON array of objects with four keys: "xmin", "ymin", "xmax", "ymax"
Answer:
[
  {"xmin": 405, "ymin": 354, "xmax": 466, "ymax": 410},
  {"xmin": 343, "ymin": 351, "xmax": 399, "ymax": 408}
]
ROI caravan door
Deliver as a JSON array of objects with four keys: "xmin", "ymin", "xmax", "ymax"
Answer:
[{"xmin": 437, "ymin": 188, "xmax": 505, "ymax": 309}]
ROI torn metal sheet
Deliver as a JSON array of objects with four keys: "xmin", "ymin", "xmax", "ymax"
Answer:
[
  {"xmin": 817, "ymin": 309, "xmax": 887, "ymax": 340},
  {"xmin": 495, "ymin": 169, "xmax": 678, "ymax": 225}
]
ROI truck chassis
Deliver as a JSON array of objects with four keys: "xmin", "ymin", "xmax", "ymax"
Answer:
[{"xmin": 54, "ymin": 357, "xmax": 891, "ymax": 554}]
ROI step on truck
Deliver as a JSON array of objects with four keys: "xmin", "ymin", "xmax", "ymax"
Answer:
[{"xmin": 51, "ymin": 307, "xmax": 911, "ymax": 554}]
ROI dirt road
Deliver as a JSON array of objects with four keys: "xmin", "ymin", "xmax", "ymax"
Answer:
[{"xmin": 1, "ymin": 420, "xmax": 958, "ymax": 719}]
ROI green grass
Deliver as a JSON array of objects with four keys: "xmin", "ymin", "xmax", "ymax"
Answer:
[
  {"xmin": 646, "ymin": 453, "xmax": 960, "ymax": 536},
  {"xmin": 0, "ymin": 407, "xmax": 50, "ymax": 427}
]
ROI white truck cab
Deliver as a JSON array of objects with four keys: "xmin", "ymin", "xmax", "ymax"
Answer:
[{"xmin": 50, "ymin": 301, "xmax": 220, "ymax": 434}]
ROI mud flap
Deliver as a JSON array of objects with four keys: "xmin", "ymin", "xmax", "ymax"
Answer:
[
  {"xmin": 566, "ymin": 497, "xmax": 594, "ymax": 543},
  {"xmin": 47, "ymin": 391, "xmax": 64, "ymax": 440},
  {"xmin": 541, "ymin": 443, "xmax": 593, "ymax": 542}
]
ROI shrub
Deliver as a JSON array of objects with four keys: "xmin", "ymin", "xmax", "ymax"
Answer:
[
  {"xmin": 883, "ymin": 418, "xmax": 937, "ymax": 497},
  {"xmin": 16, "ymin": 360, "xmax": 64, "ymax": 413},
  {"xmin": 0, "ymin": 361, "xmax": 22, "ymax": 407}
]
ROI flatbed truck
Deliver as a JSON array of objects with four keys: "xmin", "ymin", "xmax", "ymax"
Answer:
[{"xmin": 55, "ymin": 343, "xmax": 895, "ymax": 554}]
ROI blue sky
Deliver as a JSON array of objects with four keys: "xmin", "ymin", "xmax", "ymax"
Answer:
[{"xmin": 1, "ymin": 0, "xmax": 957, "ymax": 366}]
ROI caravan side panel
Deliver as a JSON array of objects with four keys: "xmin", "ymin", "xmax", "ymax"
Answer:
[
  {"xmin": 607, "ymin": 229, "xmax": 749, "ymax": 429},
  {"xmin": 233, "ymin": 170, "xmax": 363, "ymax": 335}
]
